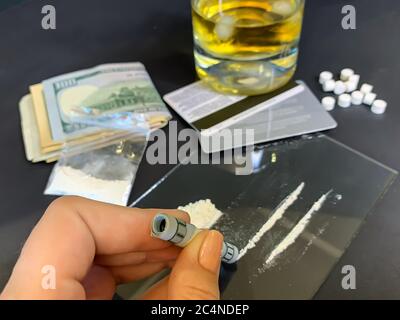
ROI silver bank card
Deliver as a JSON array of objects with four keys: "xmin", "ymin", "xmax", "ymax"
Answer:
[{"xmin": 164, "ymin": 80, "xmax": 337, "ymax": 153}]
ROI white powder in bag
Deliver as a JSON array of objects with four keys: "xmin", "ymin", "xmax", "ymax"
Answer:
[{"xmin": 45, "ymin": 166, "xmax": 132, "ymax": 206}]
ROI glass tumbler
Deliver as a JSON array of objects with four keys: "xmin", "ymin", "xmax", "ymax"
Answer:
[{"xmin": 192, "ymin": 0, "xmax": 305, "ymax": 95}]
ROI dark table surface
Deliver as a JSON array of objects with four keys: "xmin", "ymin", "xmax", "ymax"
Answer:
[{"xmin": 0, "ymin": 0, "xmax": 399, "ymax": 299}]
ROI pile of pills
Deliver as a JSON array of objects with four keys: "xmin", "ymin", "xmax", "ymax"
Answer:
[{"xmin": 319, "ymin": 69, "xmax": 387, "ymax": 114}]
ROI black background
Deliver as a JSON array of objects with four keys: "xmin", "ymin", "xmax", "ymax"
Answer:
[{"xmin": 0, "ymin": 0, "xmax": 399, "ymax": 299}]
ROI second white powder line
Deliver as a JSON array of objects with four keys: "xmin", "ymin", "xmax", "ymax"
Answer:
[
  {"xmin": 261, "ymin": 189, "xmax": 333, "ymax": 271},
  {"xmin": 237, "ymin": 182, "xmax": 305, "ymax": 260}
]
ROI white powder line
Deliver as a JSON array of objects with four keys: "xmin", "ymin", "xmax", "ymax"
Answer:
[
  {"xmin": 237, "ymin": 182, "xmax": 305, "ymax": 260},
  {"xmin": 280, "ymin": 219, "xmax": 342, "ymax": 259},
  {"xmin": 262, "ymin": 189, "xmax": 333, "ymax": 270}
]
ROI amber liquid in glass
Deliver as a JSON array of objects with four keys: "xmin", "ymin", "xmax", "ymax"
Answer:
[{"xmin": 192, "ymin": 0, "xmax": 305, "ymax": 95}]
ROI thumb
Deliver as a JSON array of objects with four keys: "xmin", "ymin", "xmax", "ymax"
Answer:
[{"xmin": 168, "ymin": 230, "xmax": 223, "ymax": 300}]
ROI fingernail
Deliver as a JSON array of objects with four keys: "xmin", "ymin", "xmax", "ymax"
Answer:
[{"xmin": 199, "ymin": 230, "xmax": 223, "ymax": 273}]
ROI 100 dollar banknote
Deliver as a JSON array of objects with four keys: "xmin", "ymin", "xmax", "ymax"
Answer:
[{"xmin": 43, "ymin": 63, "xmax": 171, "ymax": 141}]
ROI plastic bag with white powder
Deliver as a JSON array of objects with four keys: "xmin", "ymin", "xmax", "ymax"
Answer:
[{"xmin": 45, "ymin": 131, "xmax": 148, "ymax": 206}]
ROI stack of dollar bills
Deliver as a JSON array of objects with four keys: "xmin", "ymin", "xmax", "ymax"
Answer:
[{"xmin": 18, "ymin": 63, "xmax": 171, "ymax": 163}]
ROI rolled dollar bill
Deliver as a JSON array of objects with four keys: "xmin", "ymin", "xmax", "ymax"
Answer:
[{"xmin": 151, "ymin": 213, "xmax": 239, "ymax": 264}]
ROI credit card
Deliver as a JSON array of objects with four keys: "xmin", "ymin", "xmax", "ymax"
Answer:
[{"xmin": 164, "ymin": 80, "xmax": 337, "ymax": 153}]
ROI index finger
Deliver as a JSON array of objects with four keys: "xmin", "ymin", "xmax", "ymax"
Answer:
[
  {"xmin": 1, "ymin": 196, "xmax": 188, "ymax": 299},
  {"xmin": 42, "ymin": 196, "xmax": 190, "ymax": 254}
]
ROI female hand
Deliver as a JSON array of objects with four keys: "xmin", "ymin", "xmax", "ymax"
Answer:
[{"xmin": 0, "ymin": 196, "xmax": 223, "ymax": 300}]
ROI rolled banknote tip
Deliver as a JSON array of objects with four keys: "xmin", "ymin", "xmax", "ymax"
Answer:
[
  {"xmin": 152, "ymin": 213, "xmax": 178, "ymax": 241},
  {"xmin": 151, "ymin": 213, "xmax": 239, "ymax": 264}
]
